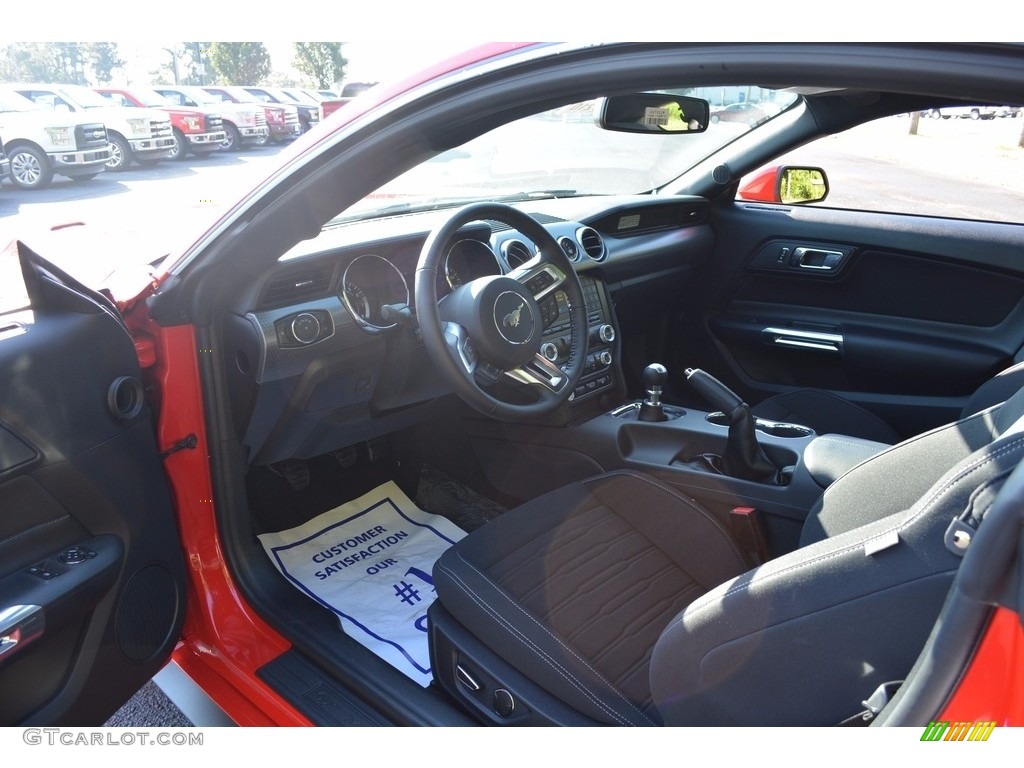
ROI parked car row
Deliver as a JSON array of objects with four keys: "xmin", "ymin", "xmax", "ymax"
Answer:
[
  {"xmin": 0, "ymin": 81, "xmax": 328, "ymax": 190},
  {"xmin": 921, "ymin": 105, "xmax": 1022, "ymax": 119}
]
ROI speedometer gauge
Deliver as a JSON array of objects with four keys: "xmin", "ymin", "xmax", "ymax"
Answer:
[{"xmin": 444, "ymin": 239, "xmax": 503, "ymax": 288}]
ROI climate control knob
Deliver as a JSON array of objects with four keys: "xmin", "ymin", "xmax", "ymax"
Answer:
[
  {"xmin": 591, "ymin": 324, "xmax": 616, "ymax": 344},
  {"xmin": 540, "ymin": 342, "xmax": 559, "ymax": 362}
]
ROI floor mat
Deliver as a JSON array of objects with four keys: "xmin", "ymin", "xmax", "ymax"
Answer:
[
  {"xmin": 415, "ymin": 464, "xmax": 506, "ymax": 531},
  {"xmin": 258, "ymin": 480, "xmax": 465, "ymax": 686}
]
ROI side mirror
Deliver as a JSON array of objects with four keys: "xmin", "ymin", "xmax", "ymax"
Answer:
[
  {"xmin": 597, "ymin": 93, "xmax": 709, "ymax": 134},
  {"xmin": 738, "ymin": 165, "xmax": 829, "ymax": 204}
]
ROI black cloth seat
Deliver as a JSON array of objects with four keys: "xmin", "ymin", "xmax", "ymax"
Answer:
[
  {"xmin": 750, "ymin": 360, "xmax": 1024, "ymax": 444},
  {"xmin": 430, "ymin": 389, "xmax": 1024, "ymax": 726}
]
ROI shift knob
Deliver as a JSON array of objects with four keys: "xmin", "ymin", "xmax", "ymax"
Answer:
[
  {"xmin": 638, "ymin": 363, "xmax": 668, "ymax": 421},
  {"xmin": 643, "ymin": 363, "xmax": 668, "ymax": 390}
]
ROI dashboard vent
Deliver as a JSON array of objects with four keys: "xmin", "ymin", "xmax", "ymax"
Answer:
[
  {"xmin": 577, "ymin": 227, "xmax": 606, "ymax": 261},
  {"xmin": 502, "ymin": 239, "xmax": 535, "ymax": 269},
  {"xmin": 260, "ymin": 264, "xmax": 334, "ymax": 308}
]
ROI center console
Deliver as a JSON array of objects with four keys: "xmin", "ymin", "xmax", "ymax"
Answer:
[{"xmin": 467, "ymin": 359, "xmax": 890, "ymax": 558}]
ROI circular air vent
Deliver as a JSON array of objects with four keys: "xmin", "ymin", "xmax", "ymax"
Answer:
[
  {"xmin": 501, "ymin": 239, "xmax": 535, "ymax": 269},
  {"xmin": 557, "ymin": 236, "xmax": 580, "ymax": 262},
  {"xmin": 576, "ymin": 227, "xmax": 606, "ymax": 261}
]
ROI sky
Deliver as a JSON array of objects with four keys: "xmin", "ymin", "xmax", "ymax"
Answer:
[
  {"xmin": 2, "ymin": 1, "xmax": 1006, "ymax": 87},
  {"xmin": 105, "ymin": 41, "xmax": 479, "ymax": 90}
]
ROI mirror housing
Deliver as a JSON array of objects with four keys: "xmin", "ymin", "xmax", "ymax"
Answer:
[
  {"xmin": 738, "ymin": 165, "xmax": 829, "ymax": 204},
  {"xmin": 597, "ymin": 93, "xmax": 709, "ymax": 134}
]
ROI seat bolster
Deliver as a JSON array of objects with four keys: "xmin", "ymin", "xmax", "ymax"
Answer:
[
  {"xmin": 800, "ymin": 408, "xmax": 999, "ymax": 546},
  {"xmin": 961, "ymin": 360, "xmax": 1024, "ymax": 420},
  {"xmin": 651, "ymin": 432, "xmax": 1024, "ymax": 726}
]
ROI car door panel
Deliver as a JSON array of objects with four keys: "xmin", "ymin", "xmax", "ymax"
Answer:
[
  {"xmin": 0, "ymin": 244, "xmax": 187, "ymax": 725},
  {"xmin": 694, "ymin": 203, "xmax": 1024, "ymax": 437}
]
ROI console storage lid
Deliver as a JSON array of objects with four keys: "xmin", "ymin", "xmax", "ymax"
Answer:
[{"xmin": 803, "ymin": 434, "xmax": 891, "ymax": 489}]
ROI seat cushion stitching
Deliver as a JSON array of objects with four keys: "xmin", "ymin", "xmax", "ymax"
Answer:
[
  {"xmin": 0, "ymin": 515, "xmax": 72, "ymax": 548},
  {"xmin": 583, "ymin": 470, "xmax": 748, "ymax": 566}
]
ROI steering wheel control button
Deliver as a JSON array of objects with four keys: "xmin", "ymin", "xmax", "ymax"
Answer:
[{"xmin": 525, "ymin": 271, "xmax": 555, "ymax": 295}]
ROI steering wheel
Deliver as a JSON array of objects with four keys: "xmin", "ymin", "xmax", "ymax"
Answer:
[{"xmin": 415, "ymin": 203, "xmax": 588, "ymax": 420}]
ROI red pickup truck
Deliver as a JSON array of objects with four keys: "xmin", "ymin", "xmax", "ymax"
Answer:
[
  {"xmin": 96, "ymin": 87, "xmax": 226, "ymax": 161},
  {"xmin": 318, "ymin": 82, "xmax": 377, "ymax": 121}
]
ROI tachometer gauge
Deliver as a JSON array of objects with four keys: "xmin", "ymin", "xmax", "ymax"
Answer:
[
  {"xmin": 343, "ymin": 281, "xmax": 371, "ymax": 323},
  {"xmin": 341, "ymin": 254, "xmax": 410, "ymax": 331}
]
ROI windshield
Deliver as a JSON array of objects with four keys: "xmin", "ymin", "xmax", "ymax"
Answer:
[
  {"xmin": 125, "ymin": 87, "xmax": 172, "ymax": 107},
  {"xmin": 177, "ymin": 88, "xmax": 221, "ymax": 106},
  {"xmin": 210, "ymin": 86, "xmax": 257, "ymax": 103},
  {"xmin": 335, "ymin": 89, "xmax": 799, "ymax": 223},
  {"xmin": 0, "ymin": 90, "xmax": 39, "ymax": 112},
  {"xmin": 57, "ymin": 83, "xmax": 116, "ymax": 108}
]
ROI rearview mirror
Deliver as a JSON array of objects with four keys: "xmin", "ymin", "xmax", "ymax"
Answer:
[{"xmin": 597, "ymin": 93, "xmax": 709, "ymax": 134}]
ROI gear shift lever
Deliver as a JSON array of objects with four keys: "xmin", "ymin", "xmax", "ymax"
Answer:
[
  {"xmin": 638, "ymin": 363, "xmax": 669, "ymax": 422},
  {"xmin": 685, "ymin": 367, "xmax": 781, "ymax": 483}
]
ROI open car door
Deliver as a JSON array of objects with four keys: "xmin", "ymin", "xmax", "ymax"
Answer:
[{"xmin": 0, "ymin": 243, "xmax": 187, "ymax": 726}]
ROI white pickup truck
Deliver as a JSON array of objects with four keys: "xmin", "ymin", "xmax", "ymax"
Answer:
[
  {"xmin": 9, "ymin": 82, "xmax": 175, "ymax": 171},
  {"xmin": 0, "ymin": 89, "xmax": 111, "ymax": 189}
]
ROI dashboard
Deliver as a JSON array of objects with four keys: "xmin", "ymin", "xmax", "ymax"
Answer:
[{"xmin": 223, "ymin": 196, "xmax": 713, "ymax": 465}]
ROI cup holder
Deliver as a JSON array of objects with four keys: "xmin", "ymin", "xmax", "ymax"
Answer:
[
  {"xmin": 705, "ymin": 411, "xmax": 813, "ymax": 438},
  {"xmin": 761, "ymin": 421, "xmax": 814, "ymax": 438}
]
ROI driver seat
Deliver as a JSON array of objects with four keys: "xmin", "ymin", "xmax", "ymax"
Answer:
[{"xmin": 428, "ymin": 387, "xmax": 1024, "ymax": 725}]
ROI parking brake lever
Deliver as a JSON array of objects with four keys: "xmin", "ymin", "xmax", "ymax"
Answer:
[
  {"xmin": 685, "ymin": 368, "xmax": 781, "ymax": 484},
  {"xmin": 685, "ymin": 367, "xmax": 744, "ymax": 419}
]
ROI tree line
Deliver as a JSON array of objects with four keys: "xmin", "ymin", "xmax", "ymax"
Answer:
[{"xmin": 0, "ymin": 43, "xmax": 347, "ymax": 90}]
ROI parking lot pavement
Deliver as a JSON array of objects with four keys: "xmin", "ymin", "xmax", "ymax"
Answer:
[
  {"xmin": 105, "ymin": 680, "xmax": 192, "ymax": 727},
  {"xmin": 104, "ymin": 662, "xmax": 236, "ymax": 727}
]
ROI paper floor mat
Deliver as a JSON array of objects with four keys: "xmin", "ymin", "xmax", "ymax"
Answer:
[{"xmin": 258, "ymin": 480, "xmax": 465, "ymax": 686}]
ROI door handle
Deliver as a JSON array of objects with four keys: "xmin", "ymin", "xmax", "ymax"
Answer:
[
  {"xmin": 0, "ymin": 605, "xmax": 44, "ymax": 662},
  {"xmin": 793, "ymin": 247, "xmax": 845, "ymax": 271},
  {"xmin": 763, "ymin": 327, "xmax": 844, "ymax": 353}
]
